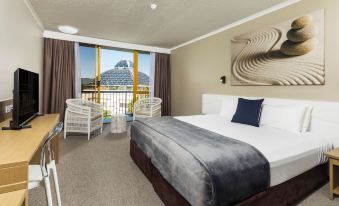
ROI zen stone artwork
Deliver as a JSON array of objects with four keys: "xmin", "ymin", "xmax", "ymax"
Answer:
[{"xmin": 231, "ymin": 10, "xmax": 324, "ymax": 86}]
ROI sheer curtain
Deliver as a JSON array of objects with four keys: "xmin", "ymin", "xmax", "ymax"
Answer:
[
  {"xmin": 149, "ymin": 52, "xmax": 156, "ymax": 97},
  {"xmin": 74, "ymin": 42, "xmax": 81, "ymax": 99}
]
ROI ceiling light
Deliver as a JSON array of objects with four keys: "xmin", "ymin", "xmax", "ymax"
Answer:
[
  {"xmin": 150, "ymin": 3, "xmax": 158, "ymax": 10},
  {"xmin": 58, "ymin": 25, "xmax": 78, "ymax": 35}
]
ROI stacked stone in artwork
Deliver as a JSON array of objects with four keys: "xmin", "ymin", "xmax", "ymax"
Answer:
[{"xmin": 280, "ymin": 16, "xmax": 318, "ymax": 56}]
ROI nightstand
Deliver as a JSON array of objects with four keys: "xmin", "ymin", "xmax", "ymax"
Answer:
[{"xmin": 325, "ymin": 148, "xmax": 339, "ymax": 200}]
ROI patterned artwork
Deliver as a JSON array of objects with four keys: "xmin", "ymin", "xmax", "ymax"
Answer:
[{"xmin": 231, "ymin": 10, "xmax": 324, "ymax": 86}]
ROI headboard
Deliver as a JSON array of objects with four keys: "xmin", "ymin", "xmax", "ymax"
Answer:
[{"xmin": 202, "ymin": 94, "xmax": 339, "ymax": 147}]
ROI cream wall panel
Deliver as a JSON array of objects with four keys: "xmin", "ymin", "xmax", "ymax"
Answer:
[
  {"xmin": 171, "ymin": 0, "xmax": 339, "ymax": 115},
  {"xmin": 0, "ymin": 0, "xmax": 43, "ymax": 110}
]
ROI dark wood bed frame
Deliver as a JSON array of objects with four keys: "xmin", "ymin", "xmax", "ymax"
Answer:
[{"xmin": 130, "ymin": 139, "xmax": 328, "ymax": 206}]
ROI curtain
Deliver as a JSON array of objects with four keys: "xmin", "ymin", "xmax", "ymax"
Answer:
[
  {"xmin": 43, "ymin": 38, "xmax": 75, "ymax": 120},
  {"xmin": 74, "ymin": 42, "xmax": 81, "ymax": 98},
  {"xmin": 154, "ymin": 53, "xmax": 171, "ymax": 116}
]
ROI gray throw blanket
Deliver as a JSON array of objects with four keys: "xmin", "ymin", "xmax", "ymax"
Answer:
[{"xmin": 131, "ymin": 117, "xmax": 270, "ymax": 206}]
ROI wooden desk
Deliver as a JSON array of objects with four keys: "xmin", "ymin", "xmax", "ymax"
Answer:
[
  {"xmin": 0, "ymin": 114, "xmax": 60, "ymax": 205},
  {"xmin": 0, "ymin": 190, "xmax": 27, "ymax": 206}
]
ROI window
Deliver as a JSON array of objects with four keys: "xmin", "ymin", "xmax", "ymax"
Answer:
[
  {"xmin": 79, "ymin": 44, "xmax": 96, "ymax": 93},
  {"xmin": 137, "ymin": 52, "xmax": 151, "ymax": 91},
  {"xmin": 79, "ymin": 44, "xmax": 151, "ymax": 118}
]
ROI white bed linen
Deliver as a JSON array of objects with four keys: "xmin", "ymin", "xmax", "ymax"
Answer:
[{"xmin": 175, "ymin": 115, "xmax": 333, "ymax": 186}]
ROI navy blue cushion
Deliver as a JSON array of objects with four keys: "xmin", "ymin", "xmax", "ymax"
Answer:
[{"xmin": 231, "ymin": 98, "xmax": 264, "ymax": 127}]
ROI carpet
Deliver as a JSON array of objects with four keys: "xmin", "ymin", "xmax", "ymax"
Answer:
[{"xmin": 29, "ymin": 125, "xmax": 339, "ymax": 206}]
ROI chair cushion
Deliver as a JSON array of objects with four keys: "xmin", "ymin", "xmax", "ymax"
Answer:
[
  {"xmin": 91, "ymin": 113, "xmax": 102, "ymax": 120},
  {"xmin": 135, "ymin": 109, "xmax": 151, "ymax": 116}
]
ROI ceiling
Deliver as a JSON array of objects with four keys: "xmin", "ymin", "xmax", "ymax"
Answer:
[{"xmin": 30, "ymin": 0, "xmax": 291, "ymax": 48}]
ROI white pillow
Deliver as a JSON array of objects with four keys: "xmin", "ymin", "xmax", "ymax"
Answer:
[
  {"xmin": 260, "ymin": 104, "xmax": 306, "ymax": 133},
  {"xmin": 219, "ymin": 99, "xmax": 238, "ymax": 120},
  {"xmin": 310, "ymin": 116, "xmax": 339, "ymax": 147}
]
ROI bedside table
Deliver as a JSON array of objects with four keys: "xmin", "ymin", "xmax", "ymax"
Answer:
[{"xmin": 325, "ymin": 148, "xmax": 339, "ymax": 200}]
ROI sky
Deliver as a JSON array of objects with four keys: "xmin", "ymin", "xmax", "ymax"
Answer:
[{"xmin": 80, "ymin": 46, "xmax": 151, "ymax": 78}]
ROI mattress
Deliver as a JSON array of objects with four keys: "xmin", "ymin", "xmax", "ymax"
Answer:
[{"xmin": 175, "ymin": 115, "xmax": 333, "ymax": 186}]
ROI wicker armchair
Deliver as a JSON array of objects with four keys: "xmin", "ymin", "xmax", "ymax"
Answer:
[
  {"xmin": 64, "ymin": 99, "xmax": 103, "ymax": 140},
  {"xmin": 133, "ymin": 97, "xmax": 162, "ymax": 121}
]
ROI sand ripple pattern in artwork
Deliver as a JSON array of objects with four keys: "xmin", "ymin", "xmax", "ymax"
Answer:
[{"xmin": 232, "ymin": 28, "xmax": 324, "ymax": 85}]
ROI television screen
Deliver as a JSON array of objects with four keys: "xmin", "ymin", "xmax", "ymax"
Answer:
[{"xmin": 12, "ymin": 68, "xmax": 39, "ymax": 127}]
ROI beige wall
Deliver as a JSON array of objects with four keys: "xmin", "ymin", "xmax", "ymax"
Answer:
[
  {"xmin": 0, "ymin": 0, "xmax": 43, "ymax": 103},
  {"xmin": 171, "ymin": 0, "xmax": 339, "ymax": 116}
]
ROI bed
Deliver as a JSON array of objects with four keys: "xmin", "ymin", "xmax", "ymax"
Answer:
[{"xmin": 130, "ymin": 94, "xmax": 339, "ymax": 206}]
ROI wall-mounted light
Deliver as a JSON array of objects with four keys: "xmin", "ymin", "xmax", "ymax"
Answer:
[{"xmin": 220, "ymin": 76, "xmax": 226, "ymax": 84}]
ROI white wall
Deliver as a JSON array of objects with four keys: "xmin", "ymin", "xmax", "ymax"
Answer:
[{"xmin": 0, "ymin": 0, "xmax": 43, "ymax": 102}]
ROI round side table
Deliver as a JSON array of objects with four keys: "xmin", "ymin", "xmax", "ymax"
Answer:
[{"xmin": 110, "ymin": 114, "xmax": 127, "ymax": 133}]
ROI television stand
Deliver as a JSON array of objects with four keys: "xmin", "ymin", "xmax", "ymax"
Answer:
[{"xmin": 1, "ymin": 121, "xmax": 32, "ymax": 130}]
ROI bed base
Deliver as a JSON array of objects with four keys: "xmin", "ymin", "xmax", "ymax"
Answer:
[{"xmin": 130, "ymin": 139, "xmax": 328, "ymax": 206}]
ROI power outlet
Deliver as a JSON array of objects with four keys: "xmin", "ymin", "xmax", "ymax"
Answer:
[{"xmin": 5, "ymin": 105, "xmax": 13, "ymax": 113}]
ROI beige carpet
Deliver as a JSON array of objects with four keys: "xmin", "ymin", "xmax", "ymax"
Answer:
[{"xmin": 29, "ymin": 125, "xmax": 339, "ymax": 206}]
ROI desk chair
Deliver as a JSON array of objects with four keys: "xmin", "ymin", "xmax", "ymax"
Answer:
[{"xmin": 29, "ymin": 122, "xmax": 63, "ymax": 206}]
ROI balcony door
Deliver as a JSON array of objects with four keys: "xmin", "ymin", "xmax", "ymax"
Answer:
[{"xmin": 79, "ymin": 44, "xmax": 151, "ymax": 120}]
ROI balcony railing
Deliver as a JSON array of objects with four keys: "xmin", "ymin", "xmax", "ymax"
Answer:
[{"xmin": 81, "ymin": 90, "xmax": 149, "ymax": 115}]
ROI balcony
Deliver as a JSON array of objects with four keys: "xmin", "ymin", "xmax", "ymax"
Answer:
[{"xmin": 81, "ymin": 90, "xmax": 149, "ymax": 120}]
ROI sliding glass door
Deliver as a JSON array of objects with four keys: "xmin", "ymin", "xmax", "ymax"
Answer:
[{"xmin": 79, "ymin": 44, "xmax": 151, "ymax": 121}]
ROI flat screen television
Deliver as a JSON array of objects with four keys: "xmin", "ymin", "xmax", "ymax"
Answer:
[{"xmin": 11, "ymin": 68, "xmax": 39, "ymax": 129}]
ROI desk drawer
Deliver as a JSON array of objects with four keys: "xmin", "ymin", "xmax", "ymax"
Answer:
[{"xmin": 0, "ymin": 164, "xmax": 27, "ymax": 194}]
